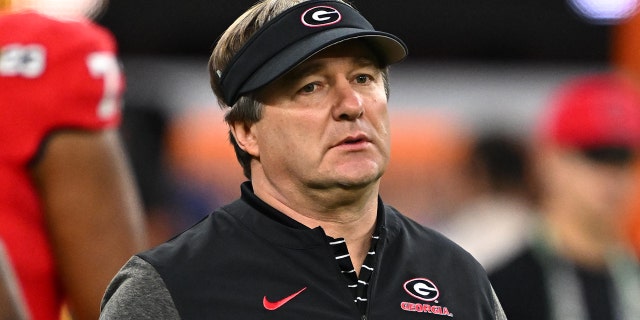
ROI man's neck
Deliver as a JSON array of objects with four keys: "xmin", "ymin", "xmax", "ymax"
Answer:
[{"xmin": 252, "ymin": 177, "xmax": 380, "ymax": 273}]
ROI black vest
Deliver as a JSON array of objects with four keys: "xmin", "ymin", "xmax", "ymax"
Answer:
[{"xmin": 139, "ymin": 186, "xmax": 500, "ymax": 319}]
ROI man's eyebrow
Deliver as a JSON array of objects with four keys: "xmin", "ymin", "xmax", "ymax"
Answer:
[{"xmin": 282, "ymin": 56, "xmax": 380, "ymax": 84}]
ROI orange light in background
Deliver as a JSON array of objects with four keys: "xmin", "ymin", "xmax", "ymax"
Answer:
[
  {"xmin": 166, "ymin": 107, "xmax": 245, "ymax": 204},
  {"xmin": 621, "ymin": 162, "xmax": 640, "ymax": 258},
  {"xmin": 381, "ymin": 110, "xmax": 471, "ymax": 223},
  {"xmin": 613, "ymin": 10, "xmax": 640, "ymax": 257},
  {"xmin": 614, "ymin": 7, "xmax": 640, "ymax": 81},
  {"xmin": 0, "ymin": 0, "xmax": 11, "ymax": 12}
]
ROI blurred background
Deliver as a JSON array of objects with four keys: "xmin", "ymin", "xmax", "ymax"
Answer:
[
  {"xmin": 71, "ymin": 0, "xmax": 640, "ymax": 253},
  {"xmin": 5, "ymin": 2, "xmax": 640, "ymax": 319}
]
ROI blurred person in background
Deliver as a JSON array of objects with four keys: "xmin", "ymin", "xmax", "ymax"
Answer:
[
  {"xmin": 434, "ymin": 131, "xmax": 536, "ymax": 271},
  {"xmin": 100, "ymin": 0, "xmax": 506, "ymax": 318},
  {"xmin": 0, "ymin": 0, "xmax": 147, "ymax": 319},
  {"xmin": 489, "ymin": 72, "xmax": 640, "ymax": 320},
  {"xmin": 119, "ymin": 106, "xmax": 177, "ymax": 246},
  {"xmin": 119, "ymin": 106, "xmax": 221, "ymax": 247}
]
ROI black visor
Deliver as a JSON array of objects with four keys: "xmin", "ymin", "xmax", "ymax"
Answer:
[{"xmin": 216, "ymin": 0, "xmax": 408, "ymax": 106}]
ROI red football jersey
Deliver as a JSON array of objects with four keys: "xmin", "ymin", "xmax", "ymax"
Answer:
[{"xmin": 0, "ymin": 11, "xmax": 123, "ymax": 320}]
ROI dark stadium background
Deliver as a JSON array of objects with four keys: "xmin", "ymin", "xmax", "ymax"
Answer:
[{"xmin": 96, "ymin": 0, "xmax": 611, "ymax": 62}]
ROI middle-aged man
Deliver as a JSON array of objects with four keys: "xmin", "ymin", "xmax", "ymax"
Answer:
[
  {"xmin": 100, "ymin": 1, "xmax": 507, "ymax": 319},
  {"xmin": 490, "ymin": 72, "xmax": 640, "ymax": 320}
]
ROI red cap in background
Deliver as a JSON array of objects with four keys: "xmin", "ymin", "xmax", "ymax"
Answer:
[{"xmin": 537, "ymin": 73, "xmax": 640, "ymax": 149}]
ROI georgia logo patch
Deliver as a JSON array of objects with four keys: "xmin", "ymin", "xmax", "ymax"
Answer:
[
  {"xmin": 401, "ymin": 278, "xmax": 454, "ymax": 317},
  {"xmin": 301, "ymin": 5, "xmax": 342, "ymax": 27}
]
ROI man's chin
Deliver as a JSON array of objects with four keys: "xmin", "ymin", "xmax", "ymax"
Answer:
[{"xmin": 333, "ymin": 170, "xmax": 385, "ymax": 190}]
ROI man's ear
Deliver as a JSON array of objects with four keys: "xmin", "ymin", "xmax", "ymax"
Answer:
[{"xmin": 229, "ymin": 122, "xmax": 259, "ymax": 157}]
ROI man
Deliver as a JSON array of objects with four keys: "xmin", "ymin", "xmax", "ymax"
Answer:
[
  {"xmin": 0, "ymin": 5, "xmax": 147, "ymax": 320},
  {"xmin": 489, "ymin": 72, "xmax": 640, "ymax": 320},
  {"xmin": 101, "ymin": 0, "xmax": 506, "ymax": 318},
  {"xmin": 434, "ymin": 132, "xmax": 536, "ymax": 271}
]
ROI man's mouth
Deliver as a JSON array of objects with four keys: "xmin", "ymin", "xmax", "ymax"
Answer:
[{"xmin": 335, "ymin": 134, "xmax": 370, "ymax": 147}]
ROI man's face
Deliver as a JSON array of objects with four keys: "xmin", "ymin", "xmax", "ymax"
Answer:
[
  {"xmin": 542, "ymin": 145, "xmax": 638, "ymax": 236},
  {"xmin": 250, "ymin": 40, "xmax": 390, "ymax": 192}
]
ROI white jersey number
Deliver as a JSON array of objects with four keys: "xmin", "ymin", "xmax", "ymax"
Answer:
[{"xmin": 87, "ymin": 52, "xmax": 122, "ymax": 119}]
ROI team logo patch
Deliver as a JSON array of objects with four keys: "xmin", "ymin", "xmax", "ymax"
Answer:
[
  {"xmin": 301, "ymin": 5, "xmax": 342, "ymax": 27},
  {"xmin": 404, "ymin": 278, "xmax": 439, "ymax": 301},
  {"xmin": 401, "ymin": 278, "xmax": 454, "ymax": 317}
]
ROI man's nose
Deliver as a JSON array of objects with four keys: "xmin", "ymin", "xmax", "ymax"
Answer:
[{"xmin": 331, "ymin": 79, "xmax": 364, "ymax": 121}]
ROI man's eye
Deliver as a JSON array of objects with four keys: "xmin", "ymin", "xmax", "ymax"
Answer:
[
  {"xmin": 355, "ymin": 75, "xmax": 370, "ymax": 84},
  {"xmin": 301, "ymin": 83, "xmax": 317, "ymax": 93}
]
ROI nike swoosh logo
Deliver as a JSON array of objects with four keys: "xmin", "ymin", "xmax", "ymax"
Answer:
[{"xmin": 263, "ymin": 287, "xmax": 307, "ymax": 310}]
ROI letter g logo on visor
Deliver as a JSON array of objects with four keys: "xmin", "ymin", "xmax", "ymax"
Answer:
[{"xmin": 302, "ymin": 6, "xmax": 342, "ymax": 27}]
